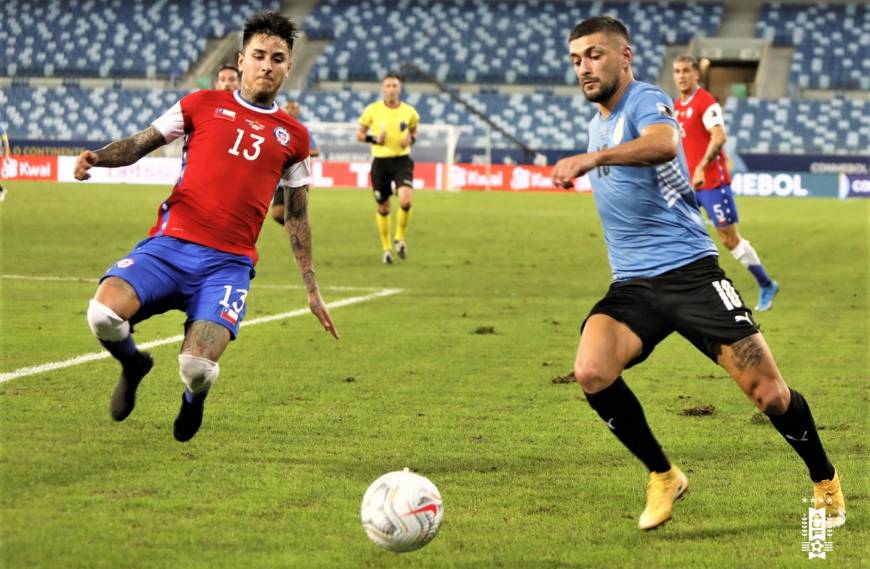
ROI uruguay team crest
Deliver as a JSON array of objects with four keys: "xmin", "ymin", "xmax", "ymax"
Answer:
[{"xmin": 274, "ymin": 126, "xmax": 290, "ymax": 146}]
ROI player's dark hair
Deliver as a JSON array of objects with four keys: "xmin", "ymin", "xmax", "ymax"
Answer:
[
  {"xmin": 674, "ymin": 55, "xmax": 700, "ymax": 72},
  {"xmin": 216, "ymin": 64, "xmax": 240, "ymax": 79},
  {"xmin": 382, "ymin": 73, "xmax": 402, "ymax": 82},
  {"xmin": 242, "ymin": 11, "xmax": 298, "ymax": 52},
  {"xmin": 569, "ymin": 16, "xmax": 631, "ymax": 45}
]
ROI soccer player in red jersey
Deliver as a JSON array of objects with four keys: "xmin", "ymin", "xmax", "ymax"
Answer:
[
  {"xmin": 673, "ymin": 56, "xmax": 779, "ymax": 311},
  {"xmin": 73, "ymin": 12, "xmax": 338, "ymax": 442},
  {"xmin": 214, "ymin": 64, "xmax": 240, "ymax": 91},
  {"xmin": 271, "ymin": 99, "xmax": 321, "ymax": 225}
]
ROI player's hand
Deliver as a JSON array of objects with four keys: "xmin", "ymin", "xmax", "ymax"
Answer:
[
  {"xmin": 692, "ymin": 165, "xmax": 706, "ymax": 188},
  {"xmin": 400, "ymin": 133, "xmax": 412, "ymax": 148},
  {"xmin": 552, "ymin": 153, "xmax": 597, "ymax": 189},
  {"xmin": 308, "ymin": 289, "xmax": 340, "ymax": 339},
  {"xmin": 375, "ymin": 131, "xmax": 386, "ymax": 145},
  {"xmin": 74, "ymin": 150, "xmax": 99, "ymax": 180}
]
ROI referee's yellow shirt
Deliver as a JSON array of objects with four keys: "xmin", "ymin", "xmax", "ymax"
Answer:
[{"xmin": 359, "ymin": 101, "xmax": 420, "ymax": 158}]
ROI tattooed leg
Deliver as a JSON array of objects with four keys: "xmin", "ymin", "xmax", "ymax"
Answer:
[
  {"xmin": 173, "ymin": 321, "xmax": 228, "ymax": 441},
  {"xmin": 719, "ymin": 337, "xmax": 838, "ymax": 484},
  {"xmin": 718, "ymin": 333, "xmax": 790, "ymax": 414},
  {"xmin": 181, "ymin": 320, "xmax": 231, "ymax": 361}
]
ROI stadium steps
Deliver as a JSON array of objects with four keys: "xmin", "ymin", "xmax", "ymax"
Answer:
[
  {"xmin": 717, "ymin": 0, "xmax": 760, "ymax": 38},
  {"xmin": 182, "ymin": 35, "xmax": 241, "ymax": 89}
]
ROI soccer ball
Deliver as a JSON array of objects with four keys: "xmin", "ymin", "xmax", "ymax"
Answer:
[{"xmin": 360, "ymin": 468, "xmax": 443, "ymax": 553}]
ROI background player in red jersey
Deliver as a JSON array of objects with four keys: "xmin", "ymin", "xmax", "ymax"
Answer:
[
  {"xmin": 73, "ymin": 12, "xmax": 338, "ymax": 442},
  {"xmin": 673, "ymin": 56, "xmax": 779, "ymax": 311},
  {"xmin": 271, "ymin": 98, "xmax": 320, "ymax": 225},
  {"xmin": 214, "ymin": 64, "xmax": 240, "ymax": 91}
]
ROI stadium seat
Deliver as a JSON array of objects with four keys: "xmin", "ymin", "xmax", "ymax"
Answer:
[
  {"xmin": 304, "ymin": 0, "xmax": 723, "ymax": 85},
  {"xmin": 723, "ymin": 96, "xmax": 869, "ymax": 155},
  {"xmin": 1, "ymin": 0, "xmax": 281, "ymax": 78},
  {"xmin": 2, "ymin": 86, "xmax": 867, "ymax": 159},
  {"xmin": 757, "ymin": 3, "xmax": 868, "ymax": 90}
]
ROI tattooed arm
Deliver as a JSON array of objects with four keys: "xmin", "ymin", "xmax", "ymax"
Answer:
[
  {"xmin": 283, "ymin": 184, "xmax": 339, "ymax": 339},
  {"xmin": 74, "ymin": 126, "xmax": 167, "ymax": 180}
]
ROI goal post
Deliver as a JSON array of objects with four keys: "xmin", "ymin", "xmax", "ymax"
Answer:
[{"xmin": 306, "ymin": 122, "xmax": 461, "ymax": 191}]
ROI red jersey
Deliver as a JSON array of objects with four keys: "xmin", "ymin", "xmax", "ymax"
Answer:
[
  {"xmin": 150, "ymin": 90, "xmax": 311, "ymax": 263},
  {"xmin": 673, "ymin": 87, "xmax": 731, "ymax": 190}
]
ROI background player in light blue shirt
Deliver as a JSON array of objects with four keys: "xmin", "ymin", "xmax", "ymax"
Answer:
[
  {"xmin": 552, "ymin": 16, "xmax": 844, "ymax": 532},
  {"xmin": 0, "ymin": 124, "xmax": 9, "ymax": 201}
]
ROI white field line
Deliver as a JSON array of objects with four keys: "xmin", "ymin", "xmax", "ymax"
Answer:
[
  {"xmin": 1, "ymin": 274, "xmax": 381, "ymax": 292},
  {"xmin": 0, "ymin": 288, "xmax": 402, "ymax": 384}
]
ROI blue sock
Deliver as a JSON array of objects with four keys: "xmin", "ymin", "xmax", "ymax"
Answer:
[
  {"xmin": 99, "ymin": 336, "xmax": 138, "ymax": 364},
  {"xmin": 748, "ymin": 264, "xmax": 772, "ymax": 288},
  {"xmin": 183, "ymin": 389, "xmax": 207, "ymax": 403}
]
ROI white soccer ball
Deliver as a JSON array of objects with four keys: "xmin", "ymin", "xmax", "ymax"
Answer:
[{"xmin": 360, "ymin": 468, "xmax": 443, "ymax": 553}]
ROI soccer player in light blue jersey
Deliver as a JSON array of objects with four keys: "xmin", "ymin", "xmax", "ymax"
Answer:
[
  {"xmin": 0, "ymin": 124, "xmax": 9, "ymax": 201},
  {"xmin": 552, "ymin": 16, "xmax": 844, "ymax": 531}
]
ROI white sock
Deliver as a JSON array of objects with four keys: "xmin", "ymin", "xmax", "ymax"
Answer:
[{"xmin": 730, "ymin": 239, "xmax": 762, "ymax": 269}]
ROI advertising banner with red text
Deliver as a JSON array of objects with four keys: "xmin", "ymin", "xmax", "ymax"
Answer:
[
  {"xmin": 1, "ymin": 155, "xmax": 58, "ymax": 181},
  {"xmin": 24, "ymin": 156, "xmax": 592, "ymax": 193},
  {"xmin": 312, "ymin": 161, "xmax": 590, "ymax": 193}
]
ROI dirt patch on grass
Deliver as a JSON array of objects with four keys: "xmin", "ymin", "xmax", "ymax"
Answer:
[
  {"xmin": 472, "ymin": 326, "xmax": 496, "ymax": 335},
  {"xmin": 550, "ymin": 372, "xmax": 575, "ymax": 384},
  {"xmin": 680, "ymin": 404, "xmax": 716, "ymax": 416},
  {"xmin": 750, "ymin": 412, "xmax": 769, "ymax": 425}
]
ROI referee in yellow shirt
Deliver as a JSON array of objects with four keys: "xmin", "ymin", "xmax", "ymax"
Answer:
[{"xmin": 356, "ymin": 74, "xmax": 420, "ymax": 264}]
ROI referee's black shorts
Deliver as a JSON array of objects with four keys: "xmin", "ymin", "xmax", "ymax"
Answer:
[
  {"xmin": 583, "ymin": 255, "xmax": 759, "ymax": 368},
  {"xmin": 370, "ymin": 155, "xmax": 414, "ymax": 203},
  {"xmin": 271, "ymin": 182, "xmax": 285, "ymax": 206}
]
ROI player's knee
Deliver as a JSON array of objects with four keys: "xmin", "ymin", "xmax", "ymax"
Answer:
[
  {"xmin": 573, "ymin": 362, "xmax": 612, "ymax": 393},
  {"xmin": 87, "ymin": 299, "xmax": 130, "ymax": 341},
  {"xmin": 756, "ymin": 381, "xmax": 790, "ymax": 415},
  {"xmin": 400, "ymin": 201, "xmax": 411, "ymax": 212},
  {"xmin": 377, "ymin": 203, "xmax": 390, "ymax": 216},
  {"xmin": 178, "ymin": 354, "xmax": 219, "ymax": 394}
]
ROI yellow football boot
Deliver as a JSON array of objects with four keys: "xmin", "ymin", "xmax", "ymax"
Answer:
[
  {"xmin": 813, "ymin": 471, "xmax": 846, "ymax": 529},
  {"xmin": 639, "ymin": 465, "xmax": 689, "ymax": 530}
]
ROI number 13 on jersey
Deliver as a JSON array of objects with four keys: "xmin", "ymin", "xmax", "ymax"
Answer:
[{"xmin": 228, "ymin": 129, "xmax": 264, "ymax": 161}]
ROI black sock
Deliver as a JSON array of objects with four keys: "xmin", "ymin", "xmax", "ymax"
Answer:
[
  {"xmin": 766, "ymin": 388, "xmax": 835, "ymax": 483},
  {"xmin": 585, "ymin": 377, "xmax": 671, "ymax": 473}
]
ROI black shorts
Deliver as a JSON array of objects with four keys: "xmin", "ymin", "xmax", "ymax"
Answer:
[
  {"xmin": 370, "ymin": 156, "xmax": 414, "ymax": 203},
  {"xmin": 583, "ymin": 256, "xmax": 759, "ymax": 368},
  {"xmin": 271, "ymin": 183, "xmax": 284, "ymax": 206}
]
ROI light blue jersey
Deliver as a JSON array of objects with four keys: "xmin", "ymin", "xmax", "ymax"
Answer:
[{"xmin": 587, "ymin": 80, "xmax": 717, "ymax": 281}]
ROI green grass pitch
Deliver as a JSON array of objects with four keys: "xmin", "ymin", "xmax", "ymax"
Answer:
[{"xmin": 1, "ymin": 181, "xmax": 867, "ymax": 568}]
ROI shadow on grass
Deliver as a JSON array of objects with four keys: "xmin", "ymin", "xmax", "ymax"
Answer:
[{"xmin": 650, "ymin": 521, "xmax": 790, "ymax": 542}]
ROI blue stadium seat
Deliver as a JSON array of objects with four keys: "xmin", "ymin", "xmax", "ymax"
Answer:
[
  {"xmin": 757, "ymin": 3, "xmax": 868, "ymax": 90},
  {"xmin": 304, "ymin": 0, "xmax": 723, "ymax": 85},
  {"xmin": 2, "ymin": 86, "xmax": 867, "ymax": 158},
  {"xmin": 1, "ymin": 0, "xmax": 281, "ymax": 78},
  {"xmin": 723, "ymin": 96, "xmax": 869, "ymax": 155}
]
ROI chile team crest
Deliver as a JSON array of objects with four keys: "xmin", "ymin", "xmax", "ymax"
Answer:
[{"xmin": 274, "ymin": 126, "xmax": 290, "ymax": 146}]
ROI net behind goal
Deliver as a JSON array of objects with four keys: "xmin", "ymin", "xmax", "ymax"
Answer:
[{"xmin": 307, "ymin": 122, "xmax": 461, "ymax": 190}]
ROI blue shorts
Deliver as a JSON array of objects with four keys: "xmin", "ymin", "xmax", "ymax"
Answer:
[
  {"xmin": 102, "ymin": 236, "xmax": 255, "ymax": 339},
  {"xmin": 695, "ymin": 185, "xmax": 740, "ymax": 228}
]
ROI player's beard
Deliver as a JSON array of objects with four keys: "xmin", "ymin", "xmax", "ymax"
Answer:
[
  {"xmin": 247, "ymin": 77, "xmax": 281, "ymax": 106},
  {"xmin": 583, "ymin": 76, "xmax": 618, "ymax": 104}
]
